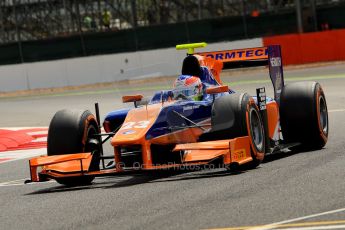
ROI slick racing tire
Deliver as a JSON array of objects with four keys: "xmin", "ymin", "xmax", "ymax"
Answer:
[
  {"xmin": 200, "ymin": 93, "xmax": 265, "ymax": 167},
  {"xmin": 280, "ymin": 81, "xmax": 328, "ymax": 150},
  {"xmin": 47, "ymin": 109, "xmax": 100, "ymax": 186}
]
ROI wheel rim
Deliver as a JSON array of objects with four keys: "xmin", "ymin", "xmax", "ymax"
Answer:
[
  {"xmin": 250, "ymin": 108, "xmax": 264, "ymax": 151},
  {"xmin": 319, "ymin": 95, "xmax": 328, "ymax": 135}
]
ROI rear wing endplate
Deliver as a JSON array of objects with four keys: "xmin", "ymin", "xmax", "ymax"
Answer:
[{"xmin": 196, "ymin": 45, "xmax": 284, "ymax": 104}]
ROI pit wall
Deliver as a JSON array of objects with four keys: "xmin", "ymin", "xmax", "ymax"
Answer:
[
  {"xmin": 1, "ymin": 29, "xmax": 345, "ymax": 93},
  {"xmin": 0, "ymin": 39, "xmax": 262, "ymax": 92}
]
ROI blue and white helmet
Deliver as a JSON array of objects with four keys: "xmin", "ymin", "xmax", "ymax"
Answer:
[{"xmin": 173, "ymin": 75, "xmax": 203, "ymax": 101}]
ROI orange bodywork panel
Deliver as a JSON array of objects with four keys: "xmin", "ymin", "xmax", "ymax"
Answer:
[
  {"xmin": 150, "ymin": 127, "xmax": 204, "ymax": 145},
  {"xmin": 227, "ymin": 136, "xmax": 252, "ymax": 165},
  {"xmin": 194, "ymin": 54, "xmax": 223, "ymax": 84},
  {"xmin": 174, "ymin": 139, "xmax": 232, "ymax": 150},
  {"xmin": 173, "ymin": 136, "xmax": 252, "ymax": 165},
  {"xmin": 44, "ymin": 159, "xmax": 91, "ymax": 173},
  {"xmin": 266, "ymin": 101, "xmax": 280, "ymax": 139},
  {"xmin": 183, "ymin": 149, "xmax": 228, "ymax": 162},
  {"xmin": 29, "ymin": 137, "xmax": 253, "ymax": 182},
  {"xmin": 111, "ymin": 103, "xmax": 167, "ymax": 146},
  {"xmin": 206, "ymin": 85, "xmax": 229, "ymax": 94},
  {"xmin": 30, "ymin": 153, "xmax": 92, "ymax": 167},
  {"xmin": 29, "ymin": 153, "xmax": 92, "ymax": 182}
]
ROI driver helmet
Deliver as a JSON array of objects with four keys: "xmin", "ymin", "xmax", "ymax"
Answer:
[{"xmin": 173, "ymin": 75, "xmax": 203, "ymax": 101}]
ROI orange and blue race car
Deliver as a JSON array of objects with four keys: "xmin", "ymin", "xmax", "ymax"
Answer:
[{"xmin": 27, "ymin": 43, "xmax": 329, "ymax": 186}]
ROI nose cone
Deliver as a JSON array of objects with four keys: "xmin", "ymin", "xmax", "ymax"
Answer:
[{"xmin": 111, "ymin": 103, "xmax": 163, "ymax": 146}]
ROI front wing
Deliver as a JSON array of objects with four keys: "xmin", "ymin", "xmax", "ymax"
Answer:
[{"xmin": 29, "ymin": 136, "xmax": 253, "ymax": 182}]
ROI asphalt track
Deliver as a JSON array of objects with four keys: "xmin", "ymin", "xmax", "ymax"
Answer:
[{"xmin": 1, "ymin": 63, "xmax": 345, "ymax": 230}]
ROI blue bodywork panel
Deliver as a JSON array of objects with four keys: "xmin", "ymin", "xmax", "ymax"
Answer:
[
  {"xmin": 103, "ymin": 89, "xmax": 226, "ymax": 136},
  {"xmin": 103, "ymin": 108, "xmax": 131, "ymax": 131},
  {"xmin": 146, "ymin": 100, "xmax": 212, "ymax": 139}
]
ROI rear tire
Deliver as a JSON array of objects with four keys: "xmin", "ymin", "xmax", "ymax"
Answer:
[
  {"xmin": 280, "ymin": 81, "xmax": 328, "ymax": 150},
  {"xmin": 47, "ymin": 109, "xmax": 100, "ymax": 186},
  {"xmin": 200, "ymin": 93, "xmax": 265, "ymax": 167}
]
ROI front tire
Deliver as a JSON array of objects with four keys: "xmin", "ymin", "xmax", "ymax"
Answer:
[
  {"xmin": 200, "ymin": 93, "xmax": 265, "ymax": 167},
  {"xmin": 47, "ymin": 109, "xmax": 100, "ymax": 186}
]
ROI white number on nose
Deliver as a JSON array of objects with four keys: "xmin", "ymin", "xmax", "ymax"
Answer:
[{"xmin": 121, "ymin": 120, "xmax": 150, "ymax": 129}]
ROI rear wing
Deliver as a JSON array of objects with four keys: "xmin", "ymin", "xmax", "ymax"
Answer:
[
  {"xmin": 176, "ymin": 43, "xmax": 284, "ymax": 104},
  {"xmin": 196, "ymin": 47, "xmax": 269, "ymax": 69},
  {"xmin": 197, "ymin": 45, "xmax": 284, "ymax": 104}
]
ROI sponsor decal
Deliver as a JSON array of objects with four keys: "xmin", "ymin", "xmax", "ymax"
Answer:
[
  {"xmin": 270, "ymin": 57, "xmax": 282, "ymax": 67},
  {"xmin": 122, "ymin": 130, "xmax": 136, "ymax": 135},
  {"xmin": 257, "ymin": 87, "xmax": 267, "ymax": 111},
  {"xmin": 121, "ymin": 120, "xmax": 150, "ymax": 130},
  {"xmin": 267, "ymin": 45, "xmax": 284, "ymax": 104},
  {"xmin": 232, "ymin": 149, "xmax": 247, "ymax": 161},
  {"xmin": 275, "ymin": 72, "xmax": 282, "ymax": 94},
  {"xmin": 183, "ymin": 105, "xmax": 200, "ymax": 111},
  {"xmin": 199, "ymin": 47, "xmax": 268, "ymax": 62}
]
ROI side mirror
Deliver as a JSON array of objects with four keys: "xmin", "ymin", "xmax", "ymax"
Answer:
[
  {"xmin": 206, "ymin": 85, "xmax": 229, "ymax": 94},
  {"xmin": 136, "ymin": 97, "xmax": 150, "ymax": 107},
  {"xmin": 122, "ymin": 95, "xmax": 143, "ymax": 108}
]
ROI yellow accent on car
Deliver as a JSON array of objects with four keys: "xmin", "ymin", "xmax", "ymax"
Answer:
[{"xmin": 176, "ymin": 42, "xmax": 207, "ymax": 54}]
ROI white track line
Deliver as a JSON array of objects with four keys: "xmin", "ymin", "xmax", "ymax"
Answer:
[
  {"xmin": 31, "ymin": 137, "xmax": 47, "ymax": 142},
  {"xmin": 0, "ymin": 127, "xmax": 48, "ymax": 131},
  {"xmin": 248, "ymin": 207, "xmax": 345, "ymax": 230},
  {"xmin": 275, "ymin": 225, "xmax": 345, "ymax": 230},
  {"xmin": 0, "ymin": 148, "xmax": 46, "ymax": 164},
  {"xmin": 0, "ymin": 178, "xmax": 55, "ymax": 187},
  {"xmin": 27, "ymin": 131, "xmax": 48, "ymax": 136},
  {"xmin": 329, "ymin": 109, "xmax": 345, "ymax": 113},
  {"xmin": 0, "ymin": 179, "xmax": 28, "ymax": 187}
]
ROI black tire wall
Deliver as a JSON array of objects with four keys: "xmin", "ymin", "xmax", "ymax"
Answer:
[
  {"xmin": 200, "ymin": 93, "xmax": 265, "ymax": 166},
  {"xmin": 280, "ymin": 81, "xmax": 328, "ymax": 150},
  {"xmin": 47, "ymin": 109, "xmax": 100, "ymax": 186},
  {"xmin": 47, "ymin": 110, "xmax": 98, "ymax": 155}
]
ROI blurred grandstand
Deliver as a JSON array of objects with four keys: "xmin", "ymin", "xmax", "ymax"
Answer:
[
  {"xmin": 0, "ymin": 0, "xmax": 344, "ymax": 43},
  {"xmin": 0, "ymin": 0, "xmax": 344, "ymax": 64}
]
